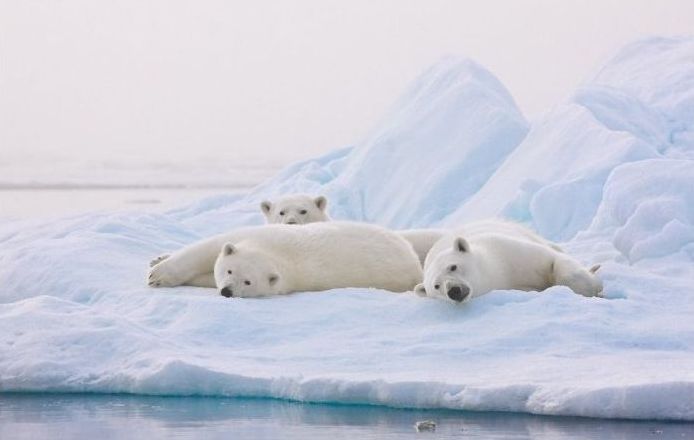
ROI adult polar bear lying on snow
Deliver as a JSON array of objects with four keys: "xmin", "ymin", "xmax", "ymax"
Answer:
[
  {"xmin": 415, "ymin": 220, "xmax": 602, "ymax": 303},
  {"xmin": 147, "ymin": 222, "xmax": 422, "ymax": 297},
  {"xmin": 147, "ymin": 194, "xmax": 437, "ymax": 270}
]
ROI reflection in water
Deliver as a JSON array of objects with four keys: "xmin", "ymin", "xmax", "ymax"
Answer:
[{"xmin": 0, "ymin": 394, "xmax": 691, "ymax": 440}]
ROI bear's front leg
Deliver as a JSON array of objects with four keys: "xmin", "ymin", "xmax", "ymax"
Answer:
[
  {"xmin": 147, "ymin": 256, "xmax": 188, "ymax": 287},
  {"xmin": 149, "ymin": 254, "xmax": 170, "ymax": 267},
  {"xmin": 187, "ymin": 272, "xmax": 216, "ymax": 288},
  {"xmin": 147, "ymin": 235, "xmax": 226, "ymax": 288}
]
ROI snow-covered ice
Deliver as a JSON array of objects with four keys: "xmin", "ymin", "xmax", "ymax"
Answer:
[{"xmin": 2, "ymin": 36, "xmax": 694, "ymax": 421}]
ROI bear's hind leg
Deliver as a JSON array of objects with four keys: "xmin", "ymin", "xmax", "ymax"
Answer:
[{"xmin": 552, "ymin": 255, "xmax": 603, "ymax": 297}]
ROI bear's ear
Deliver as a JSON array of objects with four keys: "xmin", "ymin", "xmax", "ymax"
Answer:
[
  {"xmin": 260, "ymin": 201, "xmax": 272, "ymax": 216},
  {"xmin": 454, "ymin": 237, "xmax": 470, "ymax": 253},
  {"xmin": 414, "ymin": 283, "xmax": 427, "ymax": 297},
  {"xmin": 268, "ymin": 273, "xmax": 279, "ymax": 286},
  {"xmin": 222, "ymin": 242, "xmax": 237, "ymax": 256},
  {"xmin": 589, "ymin": 264, "xmax": 601, "ymax": 274},
  {"xmin": 314, "ymin": 196, "xmax": 327, "ymax": 211}
]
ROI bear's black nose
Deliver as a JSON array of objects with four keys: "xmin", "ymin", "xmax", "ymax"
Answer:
[
  {"xmin": 220, "ymin": 287, "xmax": 233, "ymax": 298},
  {"xmin": 447, "ymin": 285, "xmax": 470, "ymax": 302},
  {"xmin": 286, "ymin": 220, "xmax": 298, "ymax": 225}
]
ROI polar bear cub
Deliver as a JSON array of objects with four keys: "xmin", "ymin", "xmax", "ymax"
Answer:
[
  {"xmin": 148, "ymin": 222, "xmax": 422, "ymax": 297},
  {"xmin": 415, "ymin": 220, "xmax": 602, "ymax": 303},
  {"xmin": 260, "ymin": 194, "xmax": 329, "ymax": 225}
]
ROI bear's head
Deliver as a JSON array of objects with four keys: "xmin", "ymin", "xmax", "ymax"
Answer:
[
  {"xmin": 415, "ymin": 237, "xmax": 478, "ymax": 303},
  {"xmin": 260, "ymin": 194, "xmax": 329, "ymax": 225},
  {"xmin": 214, "ymin": 242, "xmax": 282, "ymax": 298}
]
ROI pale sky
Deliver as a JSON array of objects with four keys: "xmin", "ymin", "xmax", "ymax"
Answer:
[{"xmin": 2, "ymin": 0, "xmax": 693, "ymax": 168}]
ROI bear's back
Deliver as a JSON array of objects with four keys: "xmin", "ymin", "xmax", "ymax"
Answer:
[{"xmin": 244, "ymin": 222, "xmax": 422, "ymax": 292}]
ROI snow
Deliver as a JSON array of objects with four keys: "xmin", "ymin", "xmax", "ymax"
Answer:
[{"xmin": 2, "ymin": 36, "xmax": 694, "ymax": 421}]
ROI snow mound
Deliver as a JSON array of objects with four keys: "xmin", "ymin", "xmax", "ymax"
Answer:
[
  {"xmin": 445, "ymin": 102, "xmax": 657, "ymax": 240},
  {"xmin": 2, "ymin": 37, "xmax": 694, "ymax": 421},
  {"xmin": 323, "ymin": 58, "xmax": 529, "ymax": 228},
  {"xmin": 444, "ymin": 37, "xmax": 694, "ymax": 241},
  {"xmin": 588, "ymin": 36, "xmax": 694, "ymax": 145},
  {"xmin": 590, "ymin": 159, "xmax": 694, "ymax": 265}
]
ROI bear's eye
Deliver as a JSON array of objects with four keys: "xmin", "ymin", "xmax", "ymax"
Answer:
[
  {"xmin": 227, "ymin": 270, "xmax": 232, "ymax": 275},
  {"xmin": 434, "ymin": 284, "xmax": 440, "ymax": 290},
  {"xmin": 244, "ymin": 280, "xmax": 251, "ymax": 286},
  {"xmin": 449, "ymin": 265, "xmax": 457, "ymax": 272},
  {"xmin": 279, "ymin": 211, "xmax": 285, "ymax": 216},
  {"xmin": 299, "ymin": 209, "xmax": 308, "ymax": 215}
]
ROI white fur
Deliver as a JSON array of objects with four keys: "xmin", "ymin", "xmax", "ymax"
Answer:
[
  {"xmin": 148, "ymin": 222, "xmax": 422, "ymax": 297},
  {"xmin": 415, "ymin": 220, "xmax": 602, "ymax": 303},
  {"xmin": 260, "ymin": 194, "xmax": 329, "ymax": 225},
  {"xmin": 397, "ymin": 229, "xmax": 445, "ymax": 266},
  {"xmin": 259, "ymin": 195, "xmax": 447, "ymax": 267}
]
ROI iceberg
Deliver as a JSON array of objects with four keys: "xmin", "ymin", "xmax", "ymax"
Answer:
[{"xmin": 1, "ymin": 37, "xmax": 694, "ymax": 421}]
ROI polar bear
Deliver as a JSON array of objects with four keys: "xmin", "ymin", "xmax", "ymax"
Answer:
[
  {"xmin": 260, "ymin": 194, "xmax": 329, "ymax": 225},
  {"xmin": 148, "ymin": 221, "xmax": 422, "ymax": 297},
  {"xmin": 414, "ymin": 220, "xmax": 601, "ymax": 303}
]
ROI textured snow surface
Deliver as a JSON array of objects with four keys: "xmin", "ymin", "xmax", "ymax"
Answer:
[{"xmin": 2, "ymin": 37, "xmax": 694, "ymax": 420}]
